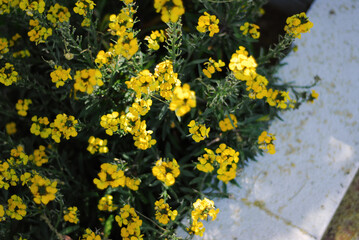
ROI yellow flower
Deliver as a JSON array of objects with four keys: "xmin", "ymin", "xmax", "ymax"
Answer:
[
  {"xmin": 284, "ymin": 12, "xmax": 313, "ymax": 39},
  {"xmin": 29, "ymin": 145, "xmax": 48, "ymax": 167},
  {"xmin": 152, "ymin": 158, "xmax": 180, "ymax": 186},
  {"xmin": 0, "ymin": 204, "xmax": 5, "ymax": 221},
  {"xmin": 125, "ymin": 177, "xmax": 141, "ymax": 191},
  {"xmin": 46, "ymin": 3, "xmax": 71, "ymax": 26},
  {"xmin": 240, "ymin": 22, "xmax": 260, "ymax": 39},
  {"xmin": 202, "ymin": 58, "xmax": 225, "ymax": 78},
  {"xmin": 169, "ymin": 83, "xmax": 196, "ymax": 117},
  {"xmin": 87, "ymin": 136, "xmax": 109, "ymax": 154},
  {"xmin": 50, "ymin": 113, "xmax": 78, "ymax": 142},
  {"xmin": 145, "ymin": 30, "xmax": 166, "ymax": 50},
  {"xmin": 100, "ymin": 112, "xmax": 120, "ymax": 136},
  {"xmin": 229, "ymin": 46, "xmax": 257, "ymax": 81},
  {"xmin": 6, "ymin": 195, "xmax": 26, "ymax": 220},
  {"xmin": 187, "ymin": 198, "xmax": 219, "ymax": 236},
  {"xmin": 15, "ymin": 99, "xmax": 32, "ymax": 117},
  {"xmin": 125, "ymin": 70, "xmax": 158, "ymax": 98},
  {"xmin": 154, "ymin": 0, "xmax": 185, "ymax": 23},
  {"xmin": 63, "ymin": 206, "xmax": 79, "ymax": 224},
  {"xmin": 50, "ymin": 66, "xmax": 71, "ymax": 88},
  {"xmin": 197, "ymin": 148, "xmax": 216, "ymax": 173},
  {"xmin": 308, "ymin": 89, "xmax": 319, "ymax": 103},
  {"xmin": 196, "ymin": 12, "xmax": 220, "ymax": 37},
  {"xmin": 80, "ymin": 228, "xmax": 101, "ymax": 240},
  {"xmin": 93, "ymin": 163, "xmax": 126, "ymax": 190},
  {"xmin": 98, "ymin": 194, "xmax": 117, "ymax": 212},
  {"xmin": 115, "ymin": 205, "xmax": 143, "ymax": 239},
  {"xmin": 29, "ymin": 175, "xmax": 57, "ymax": 205},
  {"xmin": 154, "ymin": 199, "xmax": 178, "ymax": 225},
  {"xmin": 5, "ymin": 122, "xmax": 16, "ymax": 135},
  {"xmin": 0, "ymin": 63, "xmax": 18, "ymax": 86},
  {"xmin": 188, "ymin": 120, "xmax": 210, "ymax": 142},
  {"xmin": 258, "ymin": 131, "xmax": 276, "ymax": 154},
  {"xmin": 245, "ymin": 74, "xmax": 268, "ymax": 99},
  {"xmin": 219, "ymin": 114, "xmax": 238, "ymax": 132},
  {"xmin": 74, "ymin": 69, "xmax": 103, "ymax": 94},
  {"xmin": 154, "ymin": 60, "xmax": 181, "ymax": 100},
  {"xmin": 27, "ymin": 18, "xmax": 52, "ymax": 44}
]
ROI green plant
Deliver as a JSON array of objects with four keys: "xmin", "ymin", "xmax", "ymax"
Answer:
[{"xmin": 0, "ymin": 0, "xmax": 317, "ymax": 239}]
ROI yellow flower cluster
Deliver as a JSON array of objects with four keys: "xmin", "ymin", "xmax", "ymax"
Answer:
[
  {"xmin": 169, "ymin": 83, "xmax": 196, "ymax": 117},
  {"xmin": 47, "ymin": 3, "xmax": 71, "ymax": 26},
  {"xmin": 0, "ymin": 160, "xmax": 19, "ymax": 189},
  {"xmin": 154, "ymin": 199, "xmax": 178, "ymax": 225},
  {"xmin": 196, "ymin": 12, "xmax": 220, "ymax": 37},
  {"xmin": 197, "ymin": 148, "xmax": 215, "ymax": 173},
  {"xmin": 240, "ymin": 22, "xmax": 260, "ymax": 39},
  {"xmin": 154, "ymin": 0, "xmax": 185, "ymax": 23},
  {"xmin": 113, "ymin": 99, "xmax": 156, "ymax": 150},
  {"xmin": 229, "ymin": 46, "xmax": 294, "ymax": 109},
  {"xmin": 107, "ymin": 7, "xmax": 138, "ymax": 60},
  {"xmin": 19, "ymin": 0, "xmax": 45, "ymax": 16},
  {"xmin": 80, "ymin": 228, "xmax": 101, "ymax": 240},
  {"xmin": 6, "ymin": 194, "xmax": 27, "ymax": 220},
  {"xmin": 266, "ymin": 89, "xmax": 292, "ymax": 109},
  {"xmin": 50, "ymin": 66, "xmax": 71, "ymax": 88},
  {"xmin": 215, "ymin": 143, "xmax": 240, "ymax": 183},
  {"xmin": 93, "ymin": 163, "xmax": 126, "ymax": 190},
  {"xmin": 229, "ymin": 46, "xmax": 257, "ymax": 81},
  {"xmin": 30, "ymin": 116, "xmax": 51, "ymax": 138},
  {"xmin": 0, "ymin": 0, "xmax": 20, "ymax": 15},
  {"xmin": 0, "ymin": 63, "xmax": 19, "ymax": 86},
  {"xmin": 87, "ymin": 136, "xmax": 109, "ymax": 154},
  {"xmin": 284, "ymin": 12, "xmax": 313, "ymax": 39},
  {"xmin": 73, "ymin": 0, "xmax": 95, "ymax": 27},
  {"xmin": 98, "ymin": 194, "xmax": 117, "ymax": 212},
  {"xmin": 8, "ymin": 145, "xmax": 29, "ymax": 166},
  {"xmin": 126, "ymin": 70, "xmax": 158, "ymax": 98},
  {"xmin": 13, "ymin": 49, "xmax": 30, "ymax": 58},
  {"xmin": 197, "ymin": 144, "xmax": 240, "ymax": 183},
  {"xmin": 188, "ymin": 120, "xmax": 210, "ymax": 142},
  {"xmin": 187, "ymin": 198, "xmax": 219, "ymax": 237},
  {"xmin": 202, "ymin": 57, "xmax": 225, "ymax": 78},
  {"xmin": 50, "ymin": 113, "xmax": 78, "ymax": 143},
  {"xmin": 29, "ymin": 145, "xmax": 48, "ymax": 167},
  {"xmin": 145, "ymin": 30, "xmax": 166, "ymax": 51},
  {"xmin": 152, "ymin": 158, "xmax": 180, "ymax": 186},
  {"xmin": 29, "ymin": 174, "xmax": 58, "ymax": 205},
  {"xmin": 28, "ymin": 19, "xmax": 52, "ymax": 44},
  {"xmin": 93, "ymin": 162, "xmax": 140, "ymax": 191},
  {"xmin": 15, "ymin": 99, "xmax": 32, "ymax": 117},
  {"xmin": 246, "ymin": 74, "xmax": 268, "ymax": 99},
  {"xmin": 63, "ymin": 206, "xmax": 79, "ymax": 224},
  {"xmin": 258, "ymin": 131, "xmax": 276, "ymax": 154},
  {"xmin": 100, "ymin": 112, "xmax": 120, "ymax": 136},
  {"xmin": 115, "ymin": 205, "xmax": 143, "ymax": 240},
  {"xmin": 0, "ymin": 37, "xmax": 9, "ymax": 56},
  {"xmin": 219, "ymin": 113, "xmax": 238, "ymax": 132},
  {"xmin": 5, "ymin": 122, "xmax": 16, "ymax": 135},
  {"xmin": 94, "ymin": 50, "xmax": 111, "ymax": 68},
  {"xmin": 154, "ymin": 60, "xmax": 181, "ymax": 100},
  {"xmin": 108, "ymin": 8, "xmax": 134, "ymax": 36},
  {"xmin": 74, "ymin": 69, "xmax": 103, "ymax": 94},
  {"xmin": 0, "ymin": 204, "xmax": 5, "ymax": 221},
  {"xmin": 125, "ymin": 176, "xmax": 141, "ymax": 191}
]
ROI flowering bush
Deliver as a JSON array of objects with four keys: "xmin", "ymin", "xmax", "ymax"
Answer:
[{"xmin": 0, "ymin": 0, "xmax": 317, "ymax": 239}]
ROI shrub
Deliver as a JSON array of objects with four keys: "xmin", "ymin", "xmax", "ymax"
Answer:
[{"xmin": 0, "ymin": 0, "xmax": 317, "ymax": 239}]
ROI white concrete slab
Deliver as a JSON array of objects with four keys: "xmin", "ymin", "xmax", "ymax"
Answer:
[{"xmin": 178, "ymin": 0, "xmax": 359, "ymax": 239}]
